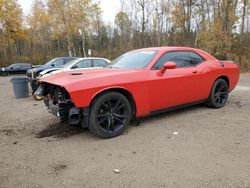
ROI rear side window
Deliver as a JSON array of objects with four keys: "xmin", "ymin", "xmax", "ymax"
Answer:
[
  {"xmin": 153, "ymin": 51, "xmax": 205, "ymax": 69},
  {"xmin": 93, "ymin": 59, "xmax": 107, "ymax": 67},
  {"xmin": 188, "ymin": 52, "xmax": 204, "ymax": 65}
]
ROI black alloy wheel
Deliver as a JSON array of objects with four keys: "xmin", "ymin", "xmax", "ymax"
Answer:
[
  {"xmin": 89, "ymin": 92, "xmax": 132, "ymax": 138},
  {"xmin": 207, "ymin": 78, "xmax": 229, "ymax": 108}
]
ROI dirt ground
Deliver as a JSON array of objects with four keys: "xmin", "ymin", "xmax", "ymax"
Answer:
[{"xmin": 0, "ymin": 74, "xmax": 250, "ymax": 188}]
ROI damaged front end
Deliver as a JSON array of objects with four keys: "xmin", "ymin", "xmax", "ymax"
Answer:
[{"xmin": 35, "ymin": 84, "xmax": 89, "ymax": 128}]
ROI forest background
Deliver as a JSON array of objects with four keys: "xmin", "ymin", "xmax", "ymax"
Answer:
[{"xmin": 0, "ymin": 0, "xmax": 249, "ymax": 70}]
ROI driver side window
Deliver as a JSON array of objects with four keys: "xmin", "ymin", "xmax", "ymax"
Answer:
[
  {"xmin": 12, "ymin": 65, "xmax": 21, "ymax": 69},
  {"xmin": 153, "ymin": 51, "xmax": 204, "ymax": 69}
]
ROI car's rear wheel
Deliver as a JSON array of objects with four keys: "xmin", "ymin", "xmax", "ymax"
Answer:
[
  {"xmin": 207, "ymin": 78, "xmax": 229, "ymax": 108},
  {"xmin": 89, "ymin": 92, "xmax": 132, "ymax": 138}
]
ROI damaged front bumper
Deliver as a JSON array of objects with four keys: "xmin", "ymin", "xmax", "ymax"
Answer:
[
  {"xmin": 47, "ymin": 100, "xmax": 89, "ymax": 128},
  {"xmin": 48, "ymin": 100, "xmax": 65, "ymax": 117},
  {"xmin": 37, "ymin": 84, "xmax": 89, "ymax": 128}
]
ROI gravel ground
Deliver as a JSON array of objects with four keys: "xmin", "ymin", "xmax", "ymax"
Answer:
[{"xmin": 0, "ymin": 74, "xmax": 250, "ymax": 188}]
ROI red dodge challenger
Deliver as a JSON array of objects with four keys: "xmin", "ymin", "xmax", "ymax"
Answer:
[{"xmin": 37, "ymin": 47, "xmax": 240, "ymax": 138}]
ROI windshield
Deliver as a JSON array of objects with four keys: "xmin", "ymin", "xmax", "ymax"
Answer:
[
  {"xmin": 7, "ymin": 64, "xmax": 15, "ymax": 68},
  {"xmin": 44, "ymin": 58, "xmax": 58, "ymax": 67},
  {"xmin": 62, "ymin": 58, "xmax": 81, "ymax": 69},
  {"xmin": 109, "ymin": 50, "xmax": 158, "ymax": 69}
]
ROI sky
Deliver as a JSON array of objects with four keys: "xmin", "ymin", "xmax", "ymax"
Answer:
[{"xmin": 17, "ymin": 0, "xmax": 121, "ymax": 23}]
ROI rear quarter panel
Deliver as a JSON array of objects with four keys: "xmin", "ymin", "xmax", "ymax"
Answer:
[
  {"xmin": 198, "ymin": 60, "xmax": 240, "ymax": 99},
  {"xmin": 222, "ymin": 61, "xmax": 240, "ymax": 92}
]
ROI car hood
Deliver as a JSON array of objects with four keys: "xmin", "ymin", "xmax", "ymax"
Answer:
[
  {"xmin": 40, "ymin": 67, "xmax": 101, "ymax": 78},
  {"xmin": 40, "ymin": 68, "xmax": 62, "ymax": 75},
  {"xmin": 40, "ymin": 68, "xmax": 145, "ymax": 89}
]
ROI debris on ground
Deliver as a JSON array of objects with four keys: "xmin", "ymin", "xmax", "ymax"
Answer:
[{"xmin": 113, "ymin": 169, "xmax": 120, "ymax": 174}]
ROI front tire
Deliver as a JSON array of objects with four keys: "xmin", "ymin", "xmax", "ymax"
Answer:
[
  {"xmin": 89, "ymin": 92, "xmax": 132, "ymax": 139},
  {"xmin": 207, "ymin": 78, "xmax": 229, "ymax": 108}
]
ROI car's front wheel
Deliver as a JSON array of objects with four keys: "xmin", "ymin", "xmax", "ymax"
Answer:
[
  {"xmin": 207, "ymin": 78, "xmax": 229, "ymax": 108},
  {"xmin": 89, "ymin": 92, "xmax": 132, "ymax": 138}
]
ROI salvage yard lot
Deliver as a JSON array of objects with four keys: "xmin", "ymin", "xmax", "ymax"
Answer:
[{"xmin": 0, "ymin": 74, "xmax": 250, "ymax": 188}]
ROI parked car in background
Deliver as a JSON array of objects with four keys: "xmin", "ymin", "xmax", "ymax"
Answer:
[
  {"xmin": 31, "ymin": 57, "xmax": 110, "ymax": 100},
  {"xmin": 0, "ymin": 63, "xmax": 32, "ymax": 76},
  {"xmin": 26, "ymin": 65, "xmax": 43, "ymax": 78},
  {"xmin": 38, "ymin": 57, "xmax": 110, "ymax": 77},
  {"xmin": 37, "ymin": 47, "xmax": 240, "ymax": 138},
  {"xmin": 28, "ymin": 57, "xmax": 78, "ymax": 78}
]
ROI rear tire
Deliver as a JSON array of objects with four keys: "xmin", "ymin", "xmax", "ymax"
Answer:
[
  {"xmin": 207, "ymin": 78, "xmax": 229, "ymax": 108},
  {"xmin": 89, "ymin": 92, "xmax": 132, "ymax": 139}
]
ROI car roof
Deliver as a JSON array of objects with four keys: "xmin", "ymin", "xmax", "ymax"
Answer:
[
  {"xmin": 133, "ymin": 46, "xmax": 202, "ymax": 52},
  {"xmin": 133, "ymin": 46, "xmax": 216, "ymax": 60},
  {"xmin": 50, "ymin": 57, "xmax": 79, "ymax": 61},
  {"xmin": 57, "ymin": 57, "xmax": 79, "ymax": 59},
  {"xmin": 75, "ymin": 57, "xmax": 110, "ymax": 61},
  {"xmin": 12, "ymin": 63, "xmax": 31, "ymax": 65}
]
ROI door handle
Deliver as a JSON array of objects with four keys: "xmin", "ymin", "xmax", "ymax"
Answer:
[{"xmin": 192, "ymin": 71, "xmax": 198, "ymax": 74}]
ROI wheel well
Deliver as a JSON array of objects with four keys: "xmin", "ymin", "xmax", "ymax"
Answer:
[
  {"xmin": 217, "ymin": 76, "xmax": 229, "ymax": 88},
  {"xmin": 90, "ymin": 88, "xmax": 136, "ymax": 116}
]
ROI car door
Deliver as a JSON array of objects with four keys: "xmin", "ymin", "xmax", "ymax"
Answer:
[
  {"xmin": 11, "ymin": 64, "xmax": 21, "ymax": 74},
  {"xmin": 71, "ymin": 59, "xmax": 92, "ymax": 69},
  {"xmin": 149, "ymin": 51, "xmax": 205, "ymax": 112},
  {"xmin": 20, "ymin": 64, "xmax": 31, "ymax": 74},
  {"xmin": 19, "ymin": 64, "xmax": 25, "ymax": 74}
]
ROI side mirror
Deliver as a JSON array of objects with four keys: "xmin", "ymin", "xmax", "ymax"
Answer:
[
  {"xmin": 71, "ymin": 65, "xmax": 78, "ymax": 69},
  {"xmin": 161, "ymin": 62, "xmax": 176, "ymax": 73},
  {"xmin": 51, "ymin": 63, "xmax": 55, "ymax": 67}
]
